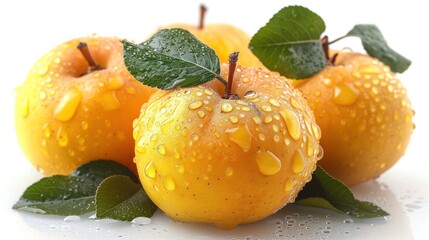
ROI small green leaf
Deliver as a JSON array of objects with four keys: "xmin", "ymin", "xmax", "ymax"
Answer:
[
  {"xmin": 13, "ymin": 160, "xmax": 138, "ymax": 216},
  {"xmin": 95, "ymin": 175, "xmax": 157, "ymax": 221},
  {"xmin": 296, "ymin": 166, "xmax": 389, "ymax": 218},
  {"xmin": 123, "ymin": 28, "xmax": 220, "ymax": 90},
  {"xmin": 249, "ymin": 5, "xmax": 327, "ymax": 79},
  {"xmin": 347, "ymin": 24, "xmax": 411, "ymax": 73}
]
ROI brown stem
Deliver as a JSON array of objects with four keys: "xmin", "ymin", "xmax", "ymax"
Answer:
[
  {"xmin": 321, "ymin": 35, "xmax": 330, "ymax": 63},
  {"xmin": 77, "ymin": 42, "xmax": 102, "ymax": 74},
  {"xmin": 198, "ymin": 4, "xmax": 207, "ymax": 30},
  {"xmin": 223, "ymin": 52, "xmax": 239, "ymax": 99}
]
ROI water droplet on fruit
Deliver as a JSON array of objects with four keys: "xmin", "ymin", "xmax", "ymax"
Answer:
[
  {"xmin": 125, "ymin": 86, "xmax": 136, "ymax": 95},
  {"xmin": 290, "ymin": 96, "xmax": 303, "ymax": 110},
  {"xmin": 95, "ymin": 91, "xmax": 121, "ymax": 111},
  {"xmin": 157, "ymin": 145, "xmax": 167, "ymax": 155},
  {"xmin": 198, "ymin": 110, "xmax": 205, "ymax": 118},
  {"xmin": 279, "ymin": 109, "xmax": 301, "ymax": 141},
  {"xmin": 253, "ymin": 116, "xmax": 262, "ymax": 125},
  {"xmin": 38, "ymin": 90, "xmax": 47, "ymax": 100},
  {"xmin": 284, "ymin": 179, "xmax": 294, "ymax": 192},
  {"xmin": 291, "ymin": 150, "xmax": 305, "ymax": 174},
  {"xmin": 225, "ymin": 167, "xmax": 234, "ymax": 177},
  {"xmin": 56, "ymin": 126, "xmax": 69, "ymax": 147},
  {"xmin": 322, "ymin": 78, "xmax": 333, "ymax": 87},
  {"xmin": 316, "ymin": 145, "xmax": 324, "ymax": 160},
  {"xmin": 144, "ymin": 161, "xmax": 156, "ymax": 179},
  {"xmin": 176, "ymin": 164, "xmax": 185, "ymax": 174},
  {"xmin": 264, "ymin": 115, "xmax": 273, "ymax": 124},
  {"xmin": 221, "ymin": 102, "xmax": 233, "ymax": 113},
  {"xmin": 333, "ymin": 83, "xmax": 359, "ymax": 106},
  {"xmin": 163, "ymin": 176, "xmax": 176, "ymax": 191},
  {"xmin": 360, "ymin": 65, "xmax": 381, "ymax": 74},
  {"xmin": 243, "ymin": 90, "xmax": 257, "ymax": 99},
  {"xmin": 81, "ymin": 121, "xmax": 89, "ymax": 130},
  {"xmin": 307, "ymin": 140, "xmax": 314, "ymax": 157},
  {"xmin": 262, "ymin": 105, "xmax": 273, "ymax": 112},
  {"xmin": 229, "ymin": 116, "xmax": 239, "ymax": 123},
  {"xmin": 188, "ymin": 100, "xmax": 203, "ymax": 110},
  {"xmin": 255, "ymin": 150, "xmax": 282, "ymax": 176},
  {"xmin": 269, "ymin": 99, "xmax": 280, "ymax": 107},
  {"xmin": 53, "ymin": 88, "xmax": 82, "ymax": 121},
  {"xmin": 19, "ymin": 97, "xmax": 29, "ymax": 117},
  {"xmin": 42, "ymin": 123, "xmax": 51, "ymax": 138},
  {"xmin": 37, "ymin": 64, "xmax": 50, "ymax": 76},
  {"xmin": 225, "ymin": 124, "xmax": 252, "ymax": 152},
  {"xmin": 107, "ymin": 76, "xmax": 124, "ymax": 90},
  {"xmin": 242, "ymin": 77, "xmax": 250, "ymax": 83}
]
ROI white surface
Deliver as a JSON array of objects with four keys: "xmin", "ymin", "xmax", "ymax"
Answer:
[{"xmin": 1, "ymin": 0, "xmax": 428, "ymax": 239}]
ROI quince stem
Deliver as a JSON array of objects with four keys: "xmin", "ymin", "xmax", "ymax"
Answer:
[
  {"xmin": 223, "ymin": 52, "xmax": 239, "ymax": 99},
  {"xmin": 77, "ymin": 42, "xmax": 103, "ymax": 74},
  {"xmin": 199, "ymin": 4, "xmax": 207, "ymax": 30},
  {"xmin": 321, "ymin": 36, "xmax": 339, "ymax": 65}
]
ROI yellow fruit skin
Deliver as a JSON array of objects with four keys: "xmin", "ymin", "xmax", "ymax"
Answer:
[
  {"xmin": 162, "ymin": 24, "xmax": 263, "ymax": 67},
  {"xmin": 15, "ymin": 36, "xmax": 157, "ymax": 175},
  {"xmin": 133, "ymin": 65, "xmax": 322, "ymax": 228},
  {"xmin": 290, "ymin": 52, "xmax": 414, "ymax": 185}
]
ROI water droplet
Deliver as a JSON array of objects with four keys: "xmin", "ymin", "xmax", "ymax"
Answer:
[
  {"xmin": 312, "ymin": 123, "xmax": 321, "ymax": 140},
  {"xmin": 221, "ymin": 102, "xmax": 233, "ymax": 113},
  {"xmin": 290, "ymin": 96, "xmax": 303, "ymax": 111},
  {"xmin": 95, "ymin": 91, "xmax": 121, "ymax": 111},
  {"xmin": 279, "ymin": 109, "xmax": 301, "ymax": 141},
  {"xmin": 198, "ymin": 110, "xmax": 205, "ymax": 118},
  {"xmin": 307, "ymin": 140, "xmax": 314, "ymax": 157},
  {"xmin": 284, "ymin": 179, "xmax": 294, "ymax": 192},
  {"xmin": 264, "ymin": 115, "xmax": 273, "ymax": 124},
  {"xmin": 261, "ymin": 105, "xmax": 273, "ymax": 112},
  {"xmin": 269, "ymin": 99, "xmax": 280, "ymax": 107},
  {"xmin": 291, "ymin": 150, "xmax": 305, "ymax": 174},
  {"xmin": 333, "ymin": 83, "xmax": 359, "ymax": 106},
  {"xmin": 343, "ymin": 218, "xmax": 354, "ymax": 224},
  {"xmin": 176, "ymin": 164, "xmax": 185, "ymax": 174},
  {"xmin": 163, "ymin": 176, "xmax": 176, "ymax": 191},
  {"xmin": 242, "ymin": 77, "xmax": 250, "ymax": 83},
  {"xmin": 256, "ymin": 150, "xmax": 282, "ymax": 176},
  {"xmin": 360, "ymin": 65, "xmax": 381, "ymax": 74},
  {"xmin": 188, "ymin": 100, "xmax": 203, "ymax": 110},
  {"xmin": 322, "ymin": 78, "xmax": 333, "ymax": 87},
  {"xmin": 144, "ymin": 161, "xmax": 156, "ymax": 179},
  {"xmin": 132, "ymin": 216, "xmax": 152, "ymax": 225},
  {"xmin": 225, "ymin": 124, "xmax": 252, "ymax": 152},
  {"xmin": 81, "ymin": 121, "xmax": 89, "ymax": 130},
  {"xmin": 56, "ymin": 126, "xmax": 68, "ymax": 147},
  {"xmin": 225, "ymin": 167, "xmax": 234, "ymax": 177},
  {"xmin": 63, "ymin": 215, "xmax": 80, "ymax": 222},
  {"xmin": 19, "ymin": 97, "xmax": 29, "ymax": 117},
  {"xmin": 43, "ymin": 123, "xmax": 51, "ymax": 138},
  {"xmin": 53, "ymin": 88, "xmax": 82, "ymax": 121},
  {"xmin": 38, "ymin": 90, "xmax": 47, "ymax": 100},
  {"xmin": 229, "ymin": 116, "xmax": 239, "ymax": 123},
  {"xmin": 37, "ymin": 64, "xmax": 50, "ymax": 76},
  {"xmin": 157, "ymin": 145, "xmax": 167, "ymax": 155},
  {"xmin": 107, "ymin": 76, "xmax": 124, "ymax": 90},
  {"xmin": 150, "ymin": 134, "xmax": 158, "ymax": 142},
  {"xmin": 125, "ymin": 86, "xmax": 136, "ymax": 95}
]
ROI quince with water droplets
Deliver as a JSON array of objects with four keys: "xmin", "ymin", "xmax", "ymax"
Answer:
[
  {"xmin": 161, "ymin": 5, "xmax": 263, "ymax": 67},
  {"xmin": 15, "ymin": 36, "xmax": 156, "ymax": 175},
  {"xmin": 133, "ymin": 64, "xmax": 322, "ymax": 228},
  {"xmin": 290, "ymin": 51, "xmax": 414, "ymax": 185}
]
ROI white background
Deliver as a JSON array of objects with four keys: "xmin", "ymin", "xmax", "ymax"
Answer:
[{"xmin": 0, "ymin": 0, "xmax": 428, "ymax": 239}]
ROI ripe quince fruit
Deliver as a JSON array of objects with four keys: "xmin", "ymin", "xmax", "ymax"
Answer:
[
  {"xmin": 290, "ymin": 51, "xmax": 414, "ymax": 185},
  {"xmin": 15, "ymin": 36, "xmax": 157, "ymax": 175},
  {"xmin": 133, "ymin": 63, "xmax": 322, "ymax": 228}
]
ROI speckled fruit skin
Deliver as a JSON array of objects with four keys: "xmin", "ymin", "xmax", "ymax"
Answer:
[
  {"xmin": 162, "ymin": 24, "xmax": 263, "ymax": 67},
  {"xmin": 15, "ymin": 36, "xmax": 157, "ymax": 176},
  {"xmin": 133, "ymin": 64, "xmax": 322, "ymax": 229},
  {"xmin": 290, "ymin": 51, "xmax": 414, "ymax": 186}
]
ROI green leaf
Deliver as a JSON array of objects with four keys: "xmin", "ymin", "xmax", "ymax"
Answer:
[
  {"xmin": 296, "ymin": 166, "xmax": 389, "ymax": 218},
  {"xmin": 13, "ymin": 160, "xmax": 138, "ymax": 216},
  {"xmin": 249, "ymin": 5, "xmax": 327, "ymax": 79},
  {"xmin": 95, "ymin": 175, "xmax": 157, "ymax": 221},
  {"xmin": 123, "ymin": 28, "xmax": 220, "ymax": 90},
  {"xmin": 347, "ymin": 24, "xmax": 411, "ymax": 73}
]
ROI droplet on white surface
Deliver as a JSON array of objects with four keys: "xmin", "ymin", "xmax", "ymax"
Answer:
[
  {"xmin": 132, "ymin": 216, "xmax": 152, "ymax": 225},
  {"xmin": 63, "ymin": 215, "xmax": 81, "ymax": 222}
]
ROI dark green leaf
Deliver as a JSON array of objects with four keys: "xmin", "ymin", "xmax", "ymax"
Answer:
[
  {"xmin": 13, "ymin": 160, "xmax": 138, "ymax": 216},
  {"xmin": 95, "ymin": 175, "xmax": 157, "ymax": 221},
  {"xmin": 12, "ymin": 175, "xmax": 95, "ymax": 215},
  {"xmin": 296, "ymin": 166, "xmax": 389, "ymax": 218},
  {"xmin": 347, "ymin": 24, "xmax": 411, "ymax": 73},
  {"xmin": 249, "ymin": 5, "xmax": 327, "ymax": 79},
  {"xmin": 123, "ymin": 28, "xmax": 220, "ymax": 90}
]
